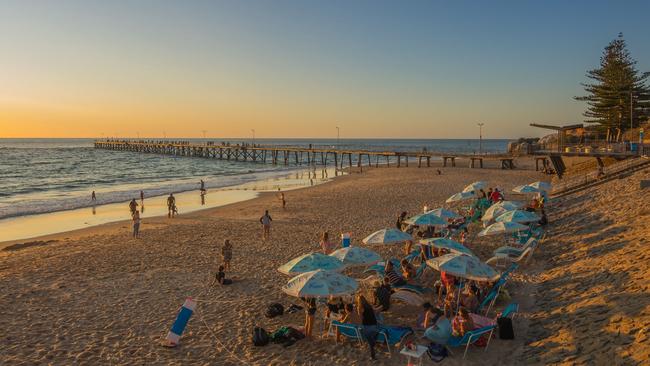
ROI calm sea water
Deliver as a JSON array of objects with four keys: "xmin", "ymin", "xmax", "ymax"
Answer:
[{"xmin": 0, "ymin": 138, "xmax": 509, "ymax": 219}]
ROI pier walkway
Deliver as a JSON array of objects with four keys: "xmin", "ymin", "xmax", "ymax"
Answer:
[{"xmin": 94, "ymin": 140, "xmax": 516, "ymax": 170}]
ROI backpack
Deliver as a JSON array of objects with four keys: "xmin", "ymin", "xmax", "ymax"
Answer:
[
  {"xmin": 497, "ymin": 317, "xmax": 514, "ymax": 339},
  {"xmin": 265, "ymin": 303, "xmax": 284, "ymax": 318},
  {"xmin": 426, "ymin": 343, "xmax": 448, "ymax": 362},
  {"xmin": 252, "ymin": 327, "xmax": 269, "ymax": 347}
]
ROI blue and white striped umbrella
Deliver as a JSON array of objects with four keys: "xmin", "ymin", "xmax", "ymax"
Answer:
[
  {"xmin": 404, "ymin": 213, "xmax": 448, "ymax": 226},
  {"xmin": 419, "ymin": 237, "xmax": 475, "ymax": 256},
  {"xmin": 425, "ymin": 208, "xmax": 462, "ymax": 219},
  {"xmin": 426, "ymin": 253, "xmax": 499, "ymax": 281},
  {"xmin": 496, "ymin": 210, "xmax": 540, "ymax": 224},
  {"xmin": 282, "ymin": 270, "xmax": 358, "ymax": 298},
  {"xmin": 362, "ymin": 228, "xmax": 413, "ymax": 245},
  {"xmin": 278, "ymin": 252, "xmax": 344, "ymax": 275},
  {"xmin": 329, "ymin": 246, "xmax": 381, "ymax": 267},
  {"xmin": 478, "ymin": 221, "xmax": 528, "ymax": 237}
]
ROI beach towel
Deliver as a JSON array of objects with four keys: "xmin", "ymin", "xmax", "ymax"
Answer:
[{"xmin": 162, "ymin": 297, "xmax": 196, "ymax": 347}]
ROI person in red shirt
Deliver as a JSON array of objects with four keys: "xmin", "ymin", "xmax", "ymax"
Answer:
[{"xmin": 490, "ymin": 189, "xmax": 503, "ymax": 203}]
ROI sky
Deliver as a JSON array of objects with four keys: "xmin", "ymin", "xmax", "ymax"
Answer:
[{"xmin": 1, "ymin": 0, "xmax": 649, "ymax": 139}]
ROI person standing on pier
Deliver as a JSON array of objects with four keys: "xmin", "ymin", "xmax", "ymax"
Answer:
[
  {"xmin": 91, "ymin": 191, "xmax": 96, "ymax": 201},
  {"xmin": 129, "ymin": 199, "xmax": 138, "ymax": 216},
  {"xmin": 259, "ymin": 210, "xmax": 273, "ymax": 240},
  {"xmin": 167, "ymin": 193, "xmax": 176, "ymax": 218}
]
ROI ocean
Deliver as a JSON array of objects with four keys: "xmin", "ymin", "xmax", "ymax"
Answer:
[{"xmin": 0, "ymin": 138, "xmax": 509, "ymax": 220}]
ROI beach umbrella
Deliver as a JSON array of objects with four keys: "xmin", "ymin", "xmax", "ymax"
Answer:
[
  {"xmin": 420, "ymin": 237, "xmax": 475, "ymax": 256},
  {"xmin": 462, "ymin": 181, "xmax": 487, "ymax": 193},
  {"xmin": 445, "ymin": 191, "xmax": 475, "ymax": 203},
  {"xmin": 528, "ymin": 181, "xmax": 552, "ymax": 192},
  {"xmin": 477, "ymin": 221, "xmax": 528, "ymax": 237},
  {"xmin": 495, "ymin": 209, "xmax": 541, "ymax": 224},
  {"xmin": 282, "ymin": 270, "xmax": 358, "ymax": 298},
  {"xmin": 403, "ymin": 212, "xmax": 448, "ymax": 226},
  {"xmin": 329, "ymin": 246, "xmax": 381, "ymax": 267},
  {"xmin": 481, "ymin": 201, "xmax": 523, "ymax": 222},
  {"xmin": 425, "ymin": 207, "xmax": 462, "ymax": 219},
  {"xmin": 426, "ymin": 253, "xmax": 499, "ymax": 282},
  {"xmin": 278, "ymin": 252, "xmax": 344, "ymax": 275},
  {"xmin": 362, "ymin": 228, "xmax": 413, "ymax": 245},
  {"xmin": 512, "ymin": 185, "xmax": 542, "ymax": 194}
]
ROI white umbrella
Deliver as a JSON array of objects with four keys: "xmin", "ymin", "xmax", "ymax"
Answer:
[
  {"xmin": 445, "ymin": 191, "xmax": 475, "ymax": 203},
  {"xmin": 329, "ymin": 246, "xmax": 381, "ymax": 267},
  {"xmin": 462, "ymin": 181, "xmax": 487, "ymax": 193},
  {"xmin": 425, "ymin": 207, "xmax": 462, "ymax": 219},
  {"xmin": 477, "ymin": 221, "xmax": 528, "ymax": 237},
  {"xmin": 419, "ymin": 237, "xmax": 475, "ymax": 256},
  {"xmin": 495, "ymin": 210, "xmax": 541, "ymax": 224},
  {"xmin": 528, "ymin": 181, "xmax": 552, "ymax": 192},
  {"xmin": 512, "ymin": 185, "xmax": 542, "ymax": 194},
  {"xmin": 403, "ymin": 212, "xmax": 448, "ymax": 226},
  {"xmin": 481, "ymin": 201, "xmax": 523, "ymax": 222},
  {"xmin": 282, "ymin": 270, "xmax": 358, "ymax": 298},
  {"xmin": 362, "ymin": 228, "xmax": 413, "ymax": 245},
  {"xmin": 426, "ymin": 253, "xmax": 499, "ymax": 282},
  {"xmin": 278, "ymin": 252, "xmax": 344, "ymax": 275}
]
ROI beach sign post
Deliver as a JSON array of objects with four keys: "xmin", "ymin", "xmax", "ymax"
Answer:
[{"xmin": 162, "ymin": 297, "xmax": 197, "ymax": 347}]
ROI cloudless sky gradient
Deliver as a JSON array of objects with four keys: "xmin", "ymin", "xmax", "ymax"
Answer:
[{"xmin": 1, "ymin": 0, "xmax": 649, "ymax": 139}]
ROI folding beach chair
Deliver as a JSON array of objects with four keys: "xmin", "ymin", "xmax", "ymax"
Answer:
[
  {"xmin": 446, "ymin": 325, "xmax": 497, "ymax": 359},
  {"xmin": 376, "ymin": 325, "xmax": 414, "ymax": 356}
]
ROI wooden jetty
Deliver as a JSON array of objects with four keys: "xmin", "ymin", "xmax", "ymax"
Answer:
[{"xmin": 94, "ymin": 140, "xmax": 516, "ymax": 170}]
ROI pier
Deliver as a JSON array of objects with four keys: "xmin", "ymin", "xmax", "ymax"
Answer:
[{"xmin": 94, "ymin": 140, "xmax": 517, "ymax": 170}]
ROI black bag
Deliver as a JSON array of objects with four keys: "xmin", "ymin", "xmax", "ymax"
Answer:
[
  {"xmin": 426, "ymin": 343, "xmax": 448, "ymax": 362},
  {"xmin": 497, "ymin": 317, "xmax": 514, "ymax": 339},
  {"xmin": 265, "ymin": 303, "xmax": 284, "ymax": 318},
  {"xmin": 252, "ymin": 327, "xmax": 269, "ymax": 346}
]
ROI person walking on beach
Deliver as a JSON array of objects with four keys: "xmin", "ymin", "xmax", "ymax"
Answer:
[
  {"xmin": 132, "ymin": 210, "xmax": 141, "ymax": 238},
  {"xmin": 356, "ymin": 294, "xmax": 378, "ymax": 360},
  {"xmin": 167, "ymin": 193, "xmax": 176, "ymax": 218},
  {"xmin": 277, "ymin": 188, "xmax": 286, "ymax": 209},
  {"xmin": 91, "ymin": 191, "xmax": 96, "ymax": 201},
  {"xmin": 221, "ymin": 239, "xmax": 233, "ymax": 270},
  {"xmin": 129, "ymin": 199, "xmax": 138, "ymax": 216},
  {"xmin": 259, "ymin": 210, "xmax": 272, "ymax": 240},
  {"xmin": 200, "ymin": 179, "xmax": 206, "ymax": 192}
]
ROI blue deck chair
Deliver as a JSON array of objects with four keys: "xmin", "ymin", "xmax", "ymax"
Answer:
[
  {"xmin": 499, "ymin": 303, "xmax": 519, "ymax": 319},
  {"xmin": 446, "ymin": 325, "xmax": 497, "ymax": 359},
  {"xmin": 329, "ymin": 321, "xmax": 363, "ymax": 345},
  {"xmin": 477, "ymin": 263, "xmax": 518, "ymax": 315},
  {"xmin": 376, "ymin": 325, "xmax": 414, "ymax": 355},
  {"xmin": 363, "ymin": 258, "xmax": 401, "ymax": 277}
]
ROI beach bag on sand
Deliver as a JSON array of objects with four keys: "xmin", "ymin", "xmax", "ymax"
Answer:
[
  {"xmin": 426, "ymin": 343, "xmax": 448, "ymax": 362},
  {"xmin": 497, "ymin": 317, "xmax": 514, "ymax": 339},
  {"xmin": 265, "ymin": 303, "xmax": 284, "ymax": 318},
  {"xmin": 252, "ymin": 327, "xmax": 269, "ymax": 346}
]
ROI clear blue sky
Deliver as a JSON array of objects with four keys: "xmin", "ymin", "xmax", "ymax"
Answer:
[{"xmin": 1, "ymin": 0, "xmax": 649, "ymax": 138}]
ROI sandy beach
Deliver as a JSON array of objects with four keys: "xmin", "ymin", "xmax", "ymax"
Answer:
[{"xmin": 1, "ymin": 159, "xmax": 648, "ymax": 365}]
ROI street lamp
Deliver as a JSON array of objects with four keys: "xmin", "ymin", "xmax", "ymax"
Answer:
[
  {"xmin": 251, "ymin": 129, "xmax": 255, "ymax": 146},
  {"xmin": 477, "ymin": 123, "xmax": 484, "ymax": 155},
  {"xmin": 336, "ymin": 126, "xmax": 340, "ymax": 146}
]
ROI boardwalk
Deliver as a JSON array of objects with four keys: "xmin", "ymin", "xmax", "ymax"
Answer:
[{"xmin": 94, "ymin": 140, "xmax": 516, "ymax": 170}]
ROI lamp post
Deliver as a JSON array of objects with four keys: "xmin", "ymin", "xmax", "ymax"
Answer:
[
  {"xmin": 336, "ymin": 126, "xmax": 340, "ymax": 146},
  {"xmin": 477, "ymin": 123, "xmax": 484, "ymax": 155},
  {"xmin": 251, "ymin": 129, "xmax": 255, "ymax": 146}
]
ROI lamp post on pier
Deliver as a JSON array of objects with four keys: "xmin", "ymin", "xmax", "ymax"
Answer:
[
  {"xmin": 336, "ymin": 126, "xmax": 340, "ymax": 146},
  {"xmin": 251, "ymin": 129, "xmax": 255, "ymax": 146},
  {"xmin": 477, "ymin": 123, "xmax": 484, "ymax": 155}
]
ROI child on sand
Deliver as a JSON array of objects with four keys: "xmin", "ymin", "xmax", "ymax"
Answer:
[
  {"xmin": 221, "ymin": 239, "xmax": 233, "ymax": 270},
  {"xmin": 259, "ymin": 210, "xmax": 272, "ymax": 240},
  {"xmin": 215, "ymin": 265, "xmax": 232, "ymax": 285}
]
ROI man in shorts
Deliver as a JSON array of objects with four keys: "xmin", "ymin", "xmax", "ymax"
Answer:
[{"xmin": 259, "ymin": 210, "xmax": 272, "ymax": 240}]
